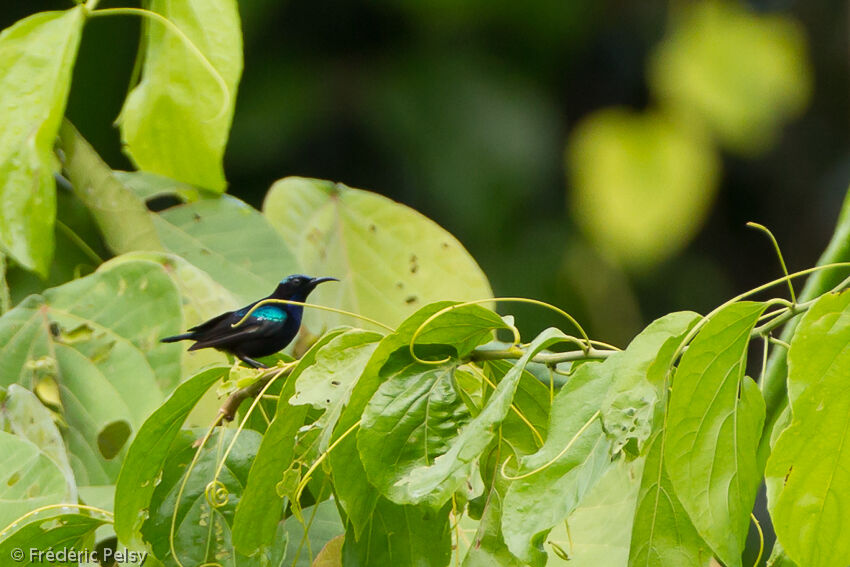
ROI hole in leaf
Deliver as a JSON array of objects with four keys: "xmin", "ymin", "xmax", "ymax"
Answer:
[
  {"xmin": 145, "ymin": 195, "xmax": 182, "ymax": 212},
  {"xmin": 97, "ymin": 420, "xmax": 132, "ymax": 460}
]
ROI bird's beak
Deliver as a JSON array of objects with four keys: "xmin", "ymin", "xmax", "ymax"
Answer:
[{"xmin": 310, "ymin": 276, "xmax": 339, "ymax": 288}]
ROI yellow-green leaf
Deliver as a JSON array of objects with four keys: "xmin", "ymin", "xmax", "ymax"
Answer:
[
  {"xmin": 264, "ymin": 177, "xmax": 493, "ymax": 330},
  {"xmin": 118, "ymin": 0, "xmax": 242, "ymax": 192},
  {"xmin": 567, "ymin": 110, "xmax": 719, "ymax": 270},
  {"xmin": 0, "ymin": 8, "xmax": 85, "ymax": 274}
]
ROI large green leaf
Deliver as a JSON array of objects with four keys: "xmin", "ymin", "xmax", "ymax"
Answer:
[
  {"xmin": 114, "ymin": 366, "xmax": 226, "ymax": 548},
  {"xmin": 118, "ymin": 0, "xmax": 242, "ymax": 192},
  {"xmin": 231, "ymin": 329, "xmax": 346, "ymax": 556},
  {"xmin": 263, "ymin": 177, "xmax": 493, "ymax": 331},
  {"xmin": 0, "ymin": 8, "xmax": 84, "ymax": 275},
  {"xmin": 567, "ymin": 109, "xmax": 719, "ymax": 270},
  {"xmin": 341, "ymin": 498, "xmax": 451, "ymax": 567},
  {"xmin": 153, "ymin": 196, "xmax": 299, "ymax": 304},
  {"xmin": 59, "ymin": 121, "xmax": 162, "ymax": 255},
  {"xmin": 766, "ymin": 290, "xmax": 850, "ymax": 567},
  {"xmin": 329, "ymin": 303, "xmax": 458, "ymax": 537},
  {"xmin": 0, "ymin": 260, "xmax": 181, "ymax": 486},
  {"xmin": 665, "ymin": 301, "xmax": 766, "ymax": 567},
  {"xmin": 359, "ymin": 327, "xmax": 569, "ymax": 507},
  {"xmin": 650, "ymin": 1, "xmax": 810, "ymax": 154},
  {"xmin": 0, "ymin": 430, "xmax": 71, "ymax": 531},
  {"xmin": 0, "ymin": 385, "xmax": 76, "ymax": 503}
]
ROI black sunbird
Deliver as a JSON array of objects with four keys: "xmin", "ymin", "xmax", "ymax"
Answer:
[{"xmin": 161, "ymin": 274, "xmax": 338, "ymax": 368}]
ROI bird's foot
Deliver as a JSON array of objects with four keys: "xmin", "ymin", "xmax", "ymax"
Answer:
[{"xmin": 237, "ymin": 354, "xmax": 269, "ymax": 369}]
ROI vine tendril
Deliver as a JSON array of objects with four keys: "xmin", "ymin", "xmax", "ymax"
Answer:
[{"xmin": 231, "ymin": 298, "xmax": 394, "ymax": 333}]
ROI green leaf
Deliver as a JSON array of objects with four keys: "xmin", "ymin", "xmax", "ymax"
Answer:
[
  {"xmin": 232, "ymin": 329, "xmax": 346, "ymax": 556},
  {"xmin": 548, "ymin": 457, "xmax": 644, "ymax": 566},
  {"xmin": 329, "ymin": 302, "xmax": 459, "ymax": 537},
  {"xmin": 626, "ymin": 316, "xmax": 710, "ymax": 567},
  {"xmin": 485, "ymin": 359, "xmax": 552, "ymax": 458},
  {"xmin": 282, "ymin": 499, "xmax": 344, "ymax": 567},
  {"xmin": 360, "ymin": 327, "xmax": 569, "ymax": 507},
  {"xmin": 341, "ymin": 498, "xmax": 451, "ymax": 567},
  {"xmin": 765, "ymin": 290, "xmax": 850, "ymax": 567},
  {"xmin": 114, "ymin": 365, "xmax": 226, "ymax": 548},
  {"xmin": 0, "ymin": 430, "xmax": 71, "ymax": 531},
  {"xmin": 650, "ymin": 1, "xmax": 811, "ymax": 154},
  {"xmin": 291, "ymin": 328, "xmax": 382, "ymax": 451},
  {"xmin": 59, "ymin": 121, "xmax": 163, "ymax": 255},
  {"xmin": 118, "ymin": 0, "xmax": 242, "ymax": 192},
  {"xmin": 0, "ymin": 7, "xmax": 85, "ymax": 275},
  {"xmin": 602, "ymin": 311, "xmax": 702, "ymax": 456},
  {"xmin": 567, "ymin": 109, "xmax": 719, "ymax": 269},
  {"xmin": 142, "ymin": 428, "xmax": 265, "ymax": 566},
  {"xmin": 153, "ymin": 196, "xmax": 299, "ymax": 304},
  {"xmin": 263, "ymin": 178, "xmax": 493, "ymax": 330},
  {"xmin": 0, "ymin": 384, "xmax": 76, "ymax": 502},
  {"xmin": 0, "ymin": 513, "xmax": 109, "ymax": 566},
  {"xmin": 501, "ymin": 358, "xmax": 612, "ymax": 567},
  {"xmin": 0, "ymin": 260, "xmax": 181, "ymax": 485},
  {"xmin": 665, "ymin": 301, "xmax": 767, "ymax": 567},
  {"xmin": 501, "ymin": 312, "xmax": 700, "ymax": 566}
]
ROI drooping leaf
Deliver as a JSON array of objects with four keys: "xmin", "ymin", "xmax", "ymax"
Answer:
[
  {"xmin": 485, "ymin": 359, "xmax": 552, "ymax": 458},
  {"xmin": 59, "ymin": 121, "xmax": 163, "ymax": 255},
  {"xmin": 341, "ymin": 498, "xmax": 451, "ymax": 567},
  {"xmin": 0, "ymin": 384, "xmax": 76, "ymax": 502},
  {"xmin": 141, "ymin": 428, "xmax": 267, "ymax": 566},
  {"xmin": 567, "ymin": 109, "xmax": 719, "ymax": 270},
  {"xmin": 0, "ymin": 513, "xmax": 109, "ymax": 566},
  {"xmin": 0, "ymin": 7, "xmax": 85, "ymax": 275},
  {"xmin": 665, "ymin": 301, "xmax": 766, "ymax": 567},
  {"xmin": 153, "ymin": 196, "xmax": 299, "ymax": 304},
  {"xmin": 359, "ymin": 327, "xmax": 570, "ymax": 507},
  {"xmin": 114, "ymin": 366, "xmax": 226, "ymax": 548},
  {"xmin": 118, "ymin": 0, "xmax": 242, "ymax": 192},
  {"xmin": 232, "ymin": 329, "xmax": 346, "ymax": 556},
  {"xmin": 0, "ymin": 430, "xmax": 71, "ymax": 531},
  {"xmin": 263, "ymin": 177, "xmax": 493, "ymax": 331},
  {"xmin": 626, "ymin": 316, "xmax": 710, "ymax": 567},
  {"xmin": 650, "ymin": 0, "xmax": 811, "ymax": 154},
  {"xmin": 501, "ymin": 358, "xmax": 613, "ymax": 567},
  {"xmin": 766, "ymin": 290, "xmax": 850, "ymax": 567}
]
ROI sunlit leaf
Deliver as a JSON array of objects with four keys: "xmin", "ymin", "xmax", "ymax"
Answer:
[
  {"xmin": 766, "ymin": 290, "xmax": 850, "ymax": 567},
  {"xmin": 665, "ymin": 301, "xmax": 766, "ymax": 567},
  {"xmin": 263, "ymin": 177, "xmax": 493, "ymax": 331},
  {"xmin": 118, "ymin": 0, "xmax": 242, "ymax": 191},
  {"xmin": 0, "ymin": 7, "xmax": 84, "ymax": 275},
  {"xmin": 567, "ymin": 109, "xmax": 719, "ymax": 270}
]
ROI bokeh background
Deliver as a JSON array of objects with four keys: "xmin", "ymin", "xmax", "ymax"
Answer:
[{"xmin": 5, "ymin": 0, "xmax": 848, "ymax": 347}]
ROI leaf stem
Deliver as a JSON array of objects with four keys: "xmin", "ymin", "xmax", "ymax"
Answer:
[
  {"xmin": 470, "ymin": 347, "xmax": 614, "ymax": 364},
  {"xmin": 55, "ymin": 219, "xmax": 104, "ymax": 265}
]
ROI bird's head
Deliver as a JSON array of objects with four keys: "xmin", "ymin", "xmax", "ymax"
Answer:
[{"xmin": 274, "ymin": 274, "xmax": 338, "ymax": 300}]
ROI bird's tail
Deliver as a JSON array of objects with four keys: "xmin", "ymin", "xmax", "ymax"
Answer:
[{"xmin": 160, "ymin": 333, "xmax": 194, "ymax": 343}]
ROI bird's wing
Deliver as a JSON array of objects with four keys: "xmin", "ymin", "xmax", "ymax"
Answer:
[
  {"xmin": 187, "ymin": 310, "xmax": 235, "ymax": 333},
  {"xmin": 187, "ymin": 315, "xmax": 285, "ymax": 351}
]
